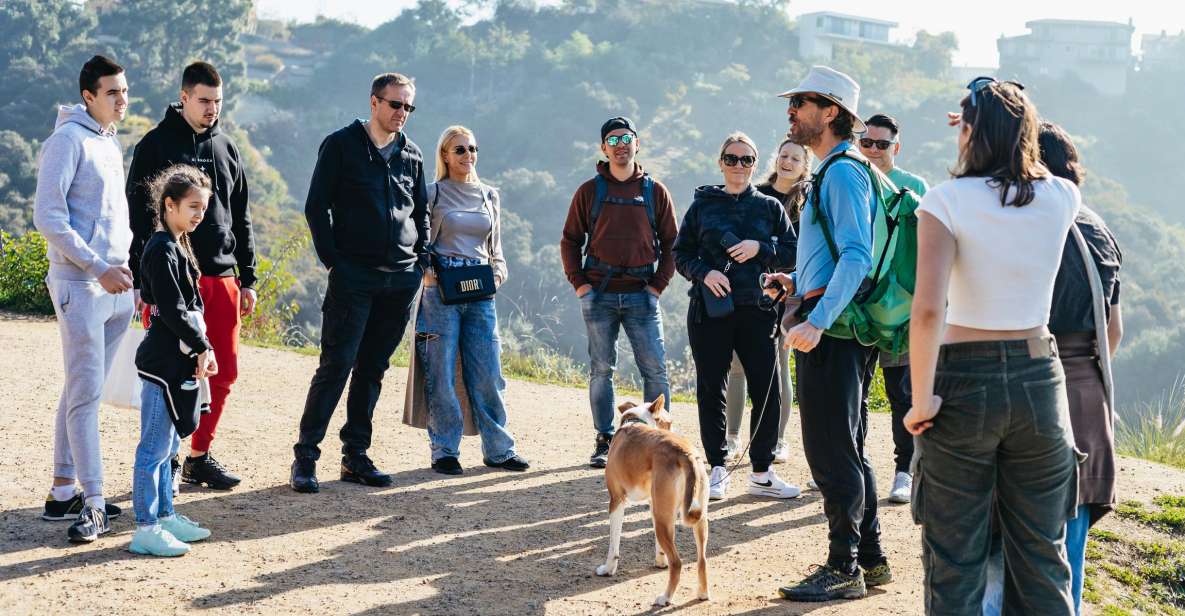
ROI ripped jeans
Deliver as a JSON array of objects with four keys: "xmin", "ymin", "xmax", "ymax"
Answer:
[{"xmin": 416, "ymin": 286, "xmax": 517, "ymax": 463}]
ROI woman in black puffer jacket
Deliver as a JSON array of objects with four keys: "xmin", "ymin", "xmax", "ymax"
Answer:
[{"xmin": 673, "ymin": 131, "xmax": 798, "ymax": 502}]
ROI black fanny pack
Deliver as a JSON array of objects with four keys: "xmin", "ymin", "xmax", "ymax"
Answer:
[{"xmin": 433, "ymin": 253, "xmax": 496, "ymax": 305}]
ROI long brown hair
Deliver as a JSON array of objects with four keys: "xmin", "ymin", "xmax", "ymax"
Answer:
[
  {"xmin": 149, "ymin": 164, "xmax": 210, "ymax": 276},
  {"xmin": 762, "ymin": 138, "xmax": 811, "ymax": 222},
  {"xmin": 954, "ymin": 81, "xmax": 1047, "ymax": 207}
]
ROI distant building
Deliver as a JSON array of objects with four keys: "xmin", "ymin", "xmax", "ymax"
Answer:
[
  {"xmin": 1141, "ymin": 30, "xmax": 1185, "ymax": 72},
  {"xmin": 997, "ymin": 19, "xmax": 1134, "ymax": 96},
  {"xmin": 797, "ymin": 11, "xmax": 900, "ymax": 61}
]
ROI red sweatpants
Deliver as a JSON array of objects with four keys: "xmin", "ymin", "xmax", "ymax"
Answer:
[{"xmin": 191, "ymin": 276, "xmax": 241, "ymax": 452}]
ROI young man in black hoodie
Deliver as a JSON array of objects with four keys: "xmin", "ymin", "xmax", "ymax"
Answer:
[
  {"xmin": 127, "ymin": 61, "xmax": 255, "ymax": 491},
  {"xmin": 290, "ymin": 72, "xmax": 430, "ymax": 493}
]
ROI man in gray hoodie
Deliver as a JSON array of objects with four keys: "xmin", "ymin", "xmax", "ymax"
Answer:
[{"xmin": 33, "ymin": 55, "xmax": 134, "ymax": 544}]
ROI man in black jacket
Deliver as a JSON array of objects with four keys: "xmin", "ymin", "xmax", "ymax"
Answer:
[
  {"xmin": 290, "ymin": 72, "xmax": 430, "ymax": 493},
  {"xmin": 127, "ymin": 61, "xmax": 254, "ymax": 491}
]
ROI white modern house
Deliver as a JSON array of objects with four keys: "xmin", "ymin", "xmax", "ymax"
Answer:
[
  {"xmin": 997, "ymin": 19, "xmax": 1134, "ymax": 96},
  {"xmin": 797, "ymin": 11, "xmax": 900, "ymax": 61},
  {"xmin": 1140, "ymin": 30, "xmax": 1185, "ymax": 72}
]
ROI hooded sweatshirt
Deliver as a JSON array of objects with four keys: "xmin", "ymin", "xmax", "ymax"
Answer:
[
  {"xmin": 559, "ymin": 161, "xmax": 678, "ymax": 293},
  {"xmin": 33, "ymin": 104, "xmax": 132, "ymax": 281},
  {"xmin": 127, "ymin": 103, "xmax": 255, "ymax": 288},
  {"xmin": 673, "ymin": 184, "xmax": 796, "ymax": 307}
]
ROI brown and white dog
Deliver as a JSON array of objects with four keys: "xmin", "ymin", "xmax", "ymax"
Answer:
[{"xmin": 594, "ymin": 395, "xmax": 710, "ymax": 606}]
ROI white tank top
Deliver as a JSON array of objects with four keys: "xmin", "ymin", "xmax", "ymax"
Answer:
[{"xmin": 917, "ymin": 176, "xmax": 1080, "ymax": 330}]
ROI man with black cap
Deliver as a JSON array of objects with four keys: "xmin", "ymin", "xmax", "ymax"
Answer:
[
  {"xmin": 765, "ymin": 65, "xmax": 891, "ymax": 602},
  {"xmin": 560, "ymin": 117, "xmax": 678, "ymax": 468}
]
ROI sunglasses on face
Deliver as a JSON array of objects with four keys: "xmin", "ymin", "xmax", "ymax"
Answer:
[
  {"xmin": 451, "ymin": 145, "xmax": 478, "ymax": 155},
  {"xmin": 604, "ymin": 133, "xmax": 634, "ymax": 147},
  {"xmin": 859, "ymin": 138, "xmax": 897, "ymax": 151},
  {"xmin": 374, "ymin": 95, "xmax": 416, "ymax": 113},
  {"xmin": 788, "ymin": 94, "xmax": 831, "ymax": 110},
  {"xmin": 721, "ymin": 154, "xmax": 756, "ymax": 168},
  {"xmin": 966, "ymin": 76, "xmax": 1025, "ymax": 108}
]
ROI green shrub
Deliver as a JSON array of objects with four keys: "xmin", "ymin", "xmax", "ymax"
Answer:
[
  {"xmin": 0, "ymin": 229, "xmax": 52, "ymax": 314},
  {"xmin": 241, "ymin": 228, "xmax": 309, "ymax": 346},
  {"xmin": 1117, "ymin": 375, "xmax": 1185, "ymax": 469}
]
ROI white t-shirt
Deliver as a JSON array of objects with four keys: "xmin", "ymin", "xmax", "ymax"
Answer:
[{"xmin": 917, "ymin": 176, "xmax": 1080, "ymax": 330}]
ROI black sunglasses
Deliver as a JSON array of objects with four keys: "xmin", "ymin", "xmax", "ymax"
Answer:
[
  {"xmin": 787, "ymin": 94, "xmax": 832, "ymax": 110},
  {"xmin": 374, "ymin": 95, "xmax": 416, "ymax": 113},
  {"xmin": 451, "ymin": 145, "xmax": 478, "ymax": 155},
  {"xmin": 721, "ymin": 154, "xmax": 756, "ymax": 168},
  {"xmin": 859, "ymin": 138, "xmax": 897, "ymax": 151},
  {"xmin": 604, "ymin": 134, "xmax": 634, "ymax": 147},
  {"xmin": 966, "ymin": 76, "xmax": 1025, "ymax": 108}
]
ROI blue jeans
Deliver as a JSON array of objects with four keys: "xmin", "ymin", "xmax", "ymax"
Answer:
[
  {"xmin": 133, "ymin": 380, "xmax": 181, "ymax": 527},
  {"xmin": 580, "ymin": 290, "xmax": 670, "ymax": 435},
  {"xmin": 982, "ymin": 504, "xmax": 1088, "ymax": 616},
  {"xmin": 416, "ymin": 290, "xmax": 516, "ymax": 463}
]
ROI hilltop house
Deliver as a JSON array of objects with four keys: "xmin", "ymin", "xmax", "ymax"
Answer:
[
  {"xmin": 997, "ymin": 19, "xmax": 1134, "ymax": 96},
  {"xmin": 797, "ymin": 12, "xmax": 900, "ymax": 61}
]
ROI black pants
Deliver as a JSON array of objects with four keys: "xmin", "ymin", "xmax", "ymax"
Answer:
[
  {"xmin": 863, "ymin": 356, "xmax": 915, "ymax": 474},
  {"xmin": 295, "ymin": 262, "xmax": 419, "ymax": 460},
  {"xmin": 688, "ymin": 306, "xmax": 780, "ymax": 471},
  {"xmin": 883, "ymin": 364, "xmax": 913, "ymax": 473},
  {"xmin": 797, "ymin": 334, "xmax": 882, "ymax": 572}
]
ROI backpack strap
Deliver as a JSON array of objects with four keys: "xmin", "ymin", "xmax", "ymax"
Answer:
[
  {"xmin": 1070, "ymin": 220, "xmax": 1115, "ymax": 420},
  {"xmin": 810, "ymin": 151, "xmax": 897, "ymax": 287},
  {"xmin": 585, "ymin": 175, "xmax": 609, "ymax": 257},
  {"xmin": 584, "ymin": 173, "xmax": 661, "ymax": 261},
  {"xmin": 641, "ymin": 174, "xmax": 659, "ymax": 257}
]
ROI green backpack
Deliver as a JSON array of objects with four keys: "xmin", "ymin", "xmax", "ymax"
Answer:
[{"xmin": 810, "ymin": 150, "xmax": 921, "ymax": 355}]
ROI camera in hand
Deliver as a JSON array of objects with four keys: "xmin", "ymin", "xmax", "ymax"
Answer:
[{"xmin": 758, "ymin": 272, "xmax": 786, "ymax": 311}]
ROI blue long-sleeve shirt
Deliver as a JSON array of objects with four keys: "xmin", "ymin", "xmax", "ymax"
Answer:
[{"xmin": 792, "ymin": 141, "xmax": 874, "ymax": 330}]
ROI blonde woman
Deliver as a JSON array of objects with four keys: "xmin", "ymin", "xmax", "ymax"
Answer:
[
  {"xmin": 404, "ymin": 126, "xmax": 526, "ymax": 475},
  {"xmin": 673, "ymin": 132, "xmax": 798, "ymax": 501},
  {"xmin": 724, "ymin": 138, "xmax": 811, "ymax": 463}
]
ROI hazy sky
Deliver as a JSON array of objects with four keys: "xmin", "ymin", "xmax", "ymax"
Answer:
[{"xmin": 255, "ymin": 0, "xmax": 1185, "ymax": 67}]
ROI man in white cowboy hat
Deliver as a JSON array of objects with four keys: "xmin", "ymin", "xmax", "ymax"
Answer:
[{"xmin": 765, "ymin": 65, "xmax": 890, "ymax": 602}]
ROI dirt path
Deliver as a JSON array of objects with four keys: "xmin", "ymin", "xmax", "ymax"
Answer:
[{"xmin": 1, "ymin": 313, "xmax": 1182, "ymax": 615}]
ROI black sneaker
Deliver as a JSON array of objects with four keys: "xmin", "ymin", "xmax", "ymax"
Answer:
[
  {"xmin": 778, "ymin": 564, "xmax": 867, "ymax": 602},
  {"xmin": 42, "ymin": 492, "xmax": 121, "ymax": 521},
  {"xmin": 341, "ymin": 454, "xmax": 393, "ymax": 487},
  {"xmin": 170, "ymin": 456, "xmax": 181, "ymax": 497},
  {"xmin": 589, "ymin": 433, "xmax": 612, "ymax": 469},
  {"xmin": 291, "ymin": 458, "xmax": 320, "ymax": 493},
  {"xmin": 432, "ymin": 456, "xmax": 463, "ymax": 476},
  {"xmin": 484, "ymin": 454, "xmax": 530, "ymax": 472},
  {"xmin": 67, "ymin": 504, "xmax": 110, "ymax": 543},
  {"xmin": 860, "ymin": 558, "xmax": 893, "ymax": 587},
  {"xmin": 182, "ymin": 453, "xmax": 242, "ymax": 490}
]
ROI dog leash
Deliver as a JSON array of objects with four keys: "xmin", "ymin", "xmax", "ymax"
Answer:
[{"xmin": 710, "ymin": 294, "xmax": 786, "ymax": 487}]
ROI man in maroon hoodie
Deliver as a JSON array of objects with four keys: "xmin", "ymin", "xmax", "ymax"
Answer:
[{"xmin": 560, "ymin": 116, "xmax": 678, "ymax": 468}]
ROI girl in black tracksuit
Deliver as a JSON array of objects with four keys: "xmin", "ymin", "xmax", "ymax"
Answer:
[
  {"xmin": 130, "ymin": 165, "xmax": 217, "ymax": 557},
  {"xmin": 674, "ymin": 132, "xmax": 796, "ymax": 499}
]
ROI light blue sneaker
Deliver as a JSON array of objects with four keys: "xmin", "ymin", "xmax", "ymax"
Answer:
[
  {"xmin": 129, "ymin": 526, "xmax": 190, "ymax": 557},
  {"xmin": 160, "ymin": 514, "xmax": 211, "ymax": 543}
]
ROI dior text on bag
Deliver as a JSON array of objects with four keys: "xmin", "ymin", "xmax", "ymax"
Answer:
[{"xmin": 432, "ymin": 253, "xmax": 496, "ymax": 305}]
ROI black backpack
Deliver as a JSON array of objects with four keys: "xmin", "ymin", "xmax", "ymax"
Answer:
[{"xmin": 582, "ymin": 173, "xmax": 660, "ymax": 294}]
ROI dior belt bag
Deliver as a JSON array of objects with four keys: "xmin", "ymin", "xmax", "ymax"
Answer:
[{"xmin": 433, "ymin": 253, "xmax": 496, "ymax": 305}]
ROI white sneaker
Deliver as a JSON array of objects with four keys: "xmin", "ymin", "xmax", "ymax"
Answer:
[
  {"xmin": 806, "ymin": 479, "xmax": 818, "ymax": 490},
  {"xmin": 889, "ymin": 471, "xmax": 913, "ymax": 503},
  {"xmin": 772, "ymin": 440, "xmax": 791, "ymax": 464},
  {"xmin": 708, "ymin": 466, "xmax": 730, "ymax": 501},
  {"xmin": 748, "ymin": 469, "xmax": 801, "ymax": 499},
  {"xmin": 724, "ymin": 436, "xmax": 740, "ymax": 461},
  {"xmin": 171, "ymin": 456, "xmax": 181, "ymax": 497}
]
